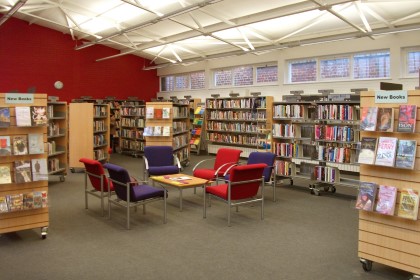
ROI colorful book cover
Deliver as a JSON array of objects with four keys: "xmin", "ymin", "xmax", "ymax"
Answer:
[
  {"xmin": 357, "ymin": 137, "xmax": 377, "ymax": 165},
  {"xmin": 154, "ymin": 108, "xmax": 163, "ymax": 119},
  {"xmin": 375, "ymin": 185, "xmax": 398, "ymax": 215},
  {"xmin": 374, "ymin": 137, "xmax": 398, "ymax": 167},
  {"xmin": 23, "ymin": 192, "xmax": 34, "ymax": 210},
  {"xmin": 12, "ymin": 135, "xmax": 28, "ymax": 155},
  {"xmin": 145, "ymin": 107, "xmax": 154, "ymax": 119},
  {"xmin": 395, "ymin": 139, "xmax": 417, "ymax": 169},
  {"xmin": 14, "ymin": 160, "xmax": 32, "ymax": 183},
  {"xmin": 33, "ymin": 191, "xmax": 43, "ymax": 209},
  {"xmin": 0, "ymin": 107, "xmax": 11, "ymax": 127},
  {"xmin": 41, "ymin": 191, "xmax": 48, "ymax": 208},
  {"xmin": 28, "ymin": 133, "xmax": 45, "ymax": 154},
  {"xmin": 360, "ymin": 107, "xmax": 378, "ymax": 131},
  {"xmin": 143, "ymin": 126, "xmax": 154, "ymax": 136},
  {"xmin": 31, "ymin": 106, "xmax": 48, "ymax": 126},
  {"xmin": 355, "ymin": 182, "xmax": 378, "ymax": 211},
  {"xmin": 0, "ymin": 165, "xmax": 12, "ymax": 184},
  {"xmin": 7, "ymin": 194, "xmax": 23, "ymax": 212},
  {"xmin": 0, "ymin": 135, "xmax": 12, "ymax": 156},
  {"xmin": 15, "ymin": 106, "xmax": 32, "ymax": 127},
  {"xmin": 154, "ymin": 126, "xmax": 162, "ymax": 136},
  {"xmin": 397, "ymin": 188, "xmax": 419, "ymax": 220},
  {"xmin": 0, "ymin": 195, "xmax": 9, "ymax": 213},
  {"xmin": 162, "ymin": 126, "xmax": 171, "ymax": 136},
  {"xmin": 397, "ymin": 104, "xmax": 417, "ymax": 133},
  {"xmin": 376, "ymin": 107, "xmax": 394, "ymax": 132},
  {"xmin": 162, "ymin": 108, "xmax": 170, "ymax": 119},
  {"xmin": 31, "ymin": 158, "xmax": 48, "ymax": 181}
]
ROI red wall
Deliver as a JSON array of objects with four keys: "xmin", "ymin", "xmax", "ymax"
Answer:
[{"xmin": 0, "ymin": 17, "xmax": 159, "ymax": 102}]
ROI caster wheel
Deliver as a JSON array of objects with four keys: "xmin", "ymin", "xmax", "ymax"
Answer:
[
  {"xmin": 313, "ymin": 189, "xmax": 320, "ymax": 196},
  {"xmin": 360, "ymin": 259, "xmax": 372, "ymax": 272},
  {"xmin": 331, "ymin": 186, "xmax": 336, "ymax": 193},
  {"xmin": 323, "ymin": 186, "xmax": 330, "ymax": 192}
]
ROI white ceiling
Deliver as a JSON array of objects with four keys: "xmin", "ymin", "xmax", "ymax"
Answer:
[{"xmin": 1, "ymin": 0, "xmax": 420, "ymax": 69}]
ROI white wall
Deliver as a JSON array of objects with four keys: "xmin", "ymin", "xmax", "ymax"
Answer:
[{"xmin": 157, "ymin": 31, "xmax": 420, "ymax": 102}]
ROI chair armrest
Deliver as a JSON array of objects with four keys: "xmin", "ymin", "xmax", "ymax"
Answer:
[
  {"xmin": 173, "ymin": 154, "xmax": 182, "ymax": 170},
  {"xmin": 143, "ymin": 157, "xmax": 149, "ymax": 170},
  {"xmin": 222, "ymin": 163, "xmax": 238, "ymax": 176},
  {"xmin": 192, "ymin": 158, "xmax": 215, "ymax": 172},
  {"xmin": 214, "ymin": 161, "xmax": 237, "ymax": 176}
]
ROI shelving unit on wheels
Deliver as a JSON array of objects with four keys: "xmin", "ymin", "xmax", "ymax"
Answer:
[
  {"xmin": 358, "ymin": 90, "xmax": 420, "ymax": 279},
  {"xmin": 0, "ymin": 93, "xmax": 49, "ymax": 239},
  {"xmin": 47, "ymin": 97, "xmax": 67, "ymax": 182}
]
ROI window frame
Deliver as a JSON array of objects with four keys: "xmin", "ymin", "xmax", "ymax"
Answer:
[
  {"xmin": 402, "ymin": 46, "xmax": 420, "ymax": 78},
  {"xmin": 160, "ymin": 71, "xmax": 206, "ymax": 92}
]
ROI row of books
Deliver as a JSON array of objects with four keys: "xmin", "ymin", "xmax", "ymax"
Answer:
[
  {"xmin": 48, "ymin": 158, "xmax": 61, "ymax": 172},
  {"xmin": 312, "ymin": 166, "xmax": 337, "ymax": 183},
  {"xmin": 94, "ymin": 149, "xmax": 107, "ymax": 161},
  {"xmin": 0, "ymin": 106, "xmax": 48, "ymax": 128},
  {"xmin": 0, "ymin": 191, "xmax": 48, "ymax": 213},
  {"xmin": 0, "ymin": 134, "xmax": 44, "ymax": 156},
  {"xmin": 314, "ymin": 125, "xmax": 356, "ymax": 142},
  {"xmin": 207, "ymin": 111, "xmax": 266, "ymax": 121},
  {"xmin": 360, "ymin": 104, "xmax": 417, "ymax": 133},
  {"xmin": 0, "ymin": 159, "xmax": 48, "ymax": 184},
  {"xmin": 93, "ymin": 135, "xmax": 107, "ymax": 146},
  {"xmin": 93, "ymin": 120, "xmax": 107, "ymax": 132},
  {"xmin": 144, "ymin": 126, "xmax": 171, "ymax": 136},
  {"xmin": 358, "ymin": 136, "xmax": 417, "ymax": 169},
  {"xmin": 356, "ymin": 182, "xmax": 419, "ymax": 220},
  {"xmin": 206, "ymin": 97, "xmax": 267, "ymax": 109},
  {"xmin": 120, "ymin": 129, "xmax": 144, "ymax": 140},
  {"xmin": 274, "ymin": 142, "xmax": 298, "ymax": 158},
  {"xmin": 173, "ymin": 121, "xmax": 187, "ymax": 133},
  {"xmin": 121, "ymin": 117, "xmax": 144, "ymax": 128},
  {"xmin": 207, "ymin": 121, "xmax": 267, "ymax": 133},
  {"xmin": 145, "ymin": 107, "xmax": 171, "ymax": 119},
  {"xmin": 173, "ymin": 135, "xmax": 188, "ymax": 149},
  {"xmin": 48, "ymin": 122, "xmax": 61, "ymax": 137},
  {"xmin": 317, "ymin": 146, "xmax": 353, "ymax": 164},
  {"xmin": 93, "ymin": 105, "xmax": 107, "ymax": 117},
  {"xmin": 317, "ymin": 104, "xmax": 355, "ymax": 121},
  {"xmin": 275, "ymin": 160, "xmax": 294, "ymax": 176},
  {"xmin": 207, "ymin": 133, "xmax": 265, "ymax": 146},
  {"xmin": 273, "ymin": 104, "xmax": 305, "ymax": 119},
  {"xmin": 121, "ymin": 139, "xmax": 143, "ymax": 151},
  {"xmin": 273, "ymin": 123, "xmax": 295, "ymax": 138},
  {"xmin": 121, "ymin": 107, "xmax": 145, "ymax": 116}
]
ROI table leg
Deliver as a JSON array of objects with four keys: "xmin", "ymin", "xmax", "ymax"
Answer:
[{"xmin": 179, "ymin": 189, "xmax": 183, "ymax": 211}]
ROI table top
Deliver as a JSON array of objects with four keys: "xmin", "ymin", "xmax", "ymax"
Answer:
[{"xmin": 150, "ymin": 174, "xmax": 210, "ymax": 188}]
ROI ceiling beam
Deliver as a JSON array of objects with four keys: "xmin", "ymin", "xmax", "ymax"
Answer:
[{"xmin": 0, "ymin": 0, "xmax": 27, "ymax": 27}]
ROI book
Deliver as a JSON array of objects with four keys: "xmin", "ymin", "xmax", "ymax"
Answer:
[
  {"xmin": 162, "ymin": 126, "xmax": 171, "ymax": 136},
  {"xmin": 23, "ymin": 192, "xmax": 34, "ymax": 210},
  {"xmin": 360, "ymin": 107, "xmax": 378, "ymax": 131},
  {"xmin": 374, "ymin": 137, "xmax": 398, "ymax": 167},
  {"xmin": 375, "ymin": 185, "xmax": 398, "ymax": 215},
  {"xmin": 33, "ymin": 191, "xmax": 43, "ymax": 208},
  {"xmin": 0, "ymin": 195, "xmax": 9, "ymax": 213},
  {"xmin": 15, "ymin": 106, "xmax": 32, "ymax": 126},
  {"xmin": 0, "ymin": 165, "xmax": 12, "ymax": 184},
  {"xmin": 143, "ymin": 126, "xmax": 154, "ymax": 136},
  {"xmin": 357, "ymin": 137, "xmax": 377, "ymax": 165},
  {"xmin": 0, "ymin": 107, "xmax": 11, "ymax": 127},
  {"xmin": 146, "ymin": 107, "xmax": 154, "ymax": 119},
  {"xmin": 376, "ymin": 107, "xmax": 394, "ymax": 132},
  {"xmin": 395, "ymin": 139, "xmax": 417, "ymax": 169},
  {"xmin": 31, "ymin": 158, "xmax": 48, "ymax": 181},
  {"xmin": 162, "ymin": 107, "xmax": 170, "ymax": 119},
  {"xmin": 14, "ymin": 160, "xmax": 32, "ymax": 183},
  {"xmin": 31, "ymin": 106, "xmax": 48, "ymax": 126},
  {"xmin": 7, "ymin": 194, "xmax": 23, "ymax": 212},
  {"xmin": 28, "ymin": 133, "xmax": 45, "ymax": 154},
  {"xmin": 154, "ymin": 108, "xmax": 163, "ymax": 119},
  {"xmin": 42, "ymin": 191, "xmax": 48, "ymax": 208},
  {"xmin": 397, "ymin": 104, "xmax": 417, "ymax": 133},
  {"xmin": 154, "ymin": 126, "xmax": 162, "ymax": 136},
  {"xmin": 397, "ymin": 188, "xmax": 419, "ymax": 220},
  {"xmin": 12, "ymin": 135, "xmax": 28, "ymax": 155},
  {"xmin": 0, "ymin": 135, "xmax": 12, "ymax": 156},
  {"xmin": 355, "ymin": 182, "xmax": 378, "ymax": 211}
]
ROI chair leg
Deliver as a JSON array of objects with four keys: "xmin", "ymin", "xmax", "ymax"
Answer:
[
  {"xmin": 163, "ymin": 191, "xmax": 167, "ymax": 224},
  {"xmin": 272, "ymin": 178, "xmax": 276, "ymax": 202},
  {"xmin": 228, "ymin": 201, "xmax": 231, "ymax": 227},
  {"xmin": 236, "ymin": 205, "xmax": 239, "ymax": 212},
  {"xmin": 126, "ymin": 202, "xmax": 131, "ymax": 230},
  {"xmin": 203, "ymin": 191, "xmax": 207, "ymax": 218},
  {"xmin": 101, "ymin": 195, "xmax": 104, "ymax": 217}
]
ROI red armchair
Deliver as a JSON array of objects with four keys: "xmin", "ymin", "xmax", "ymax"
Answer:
[{"xmin": 193, "ymin": 148, "xmax": 242, "ymax": 181}]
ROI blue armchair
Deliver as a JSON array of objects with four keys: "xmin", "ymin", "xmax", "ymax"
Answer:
[{"xmin": 143, "ymin": 146, "xmax": 181, "ymax": 180}]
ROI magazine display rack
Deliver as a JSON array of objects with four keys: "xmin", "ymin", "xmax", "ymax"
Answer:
[
  {"xmin": 47, "ymin": 100, "xmax": 67, "ymax": 181},
  {"xmin": 190, "ymin": 102, "xmax": 205, "ymax": 155},
  {"xmin": 358, "ymin": 90, "xmax": 420, "ymax": 278},
  {"xmin": 69, "ymin": 102, "xmax": 110, "ymax": 170},
  {"xmin": 0, "ymin": 93, "xmax": 49, "ymax": 238}
]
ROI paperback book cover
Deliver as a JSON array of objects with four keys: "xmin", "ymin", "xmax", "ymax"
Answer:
[
  {"xmin": 0, "ymin": 135, "xmax": 12, "ymax": 156},
  {"xmin": 145, "ymin": 107, "xmax": 154, "ymax": 119},
  {"xmin": 12, "ymin": 135, "xmax": 28, "ymax": 155},
  {"xmin": 143, "ymin": 126, "xmax": 154, "ymax": 136},
  {"xmin": 374, "ymin": 137, "xmax": 398, "ymax": 167},
  {"xmin": 154, "ymin": 108, "xmax": 163, "ymax": 119},
  {"xmin": 31, "ymin": 106, "xmax": 48, "ymax": 126},
  {"xmin": 15, "ymin": 106, "xmax": 32, "ymax": 127},
  {"xmin": 162, "ymin": 108, "xmax": 170, "ymax": 119},
  {"xmin": 395, "ymin": 139, "xmax": 417, "ymax": 169},
  {"xmin": 397, "ymin": 188, "xmax": 419, "ymax": 220},
  {"xmin": 376, "ymin": 107, "xmax": 394, "ymax": 132},
  {"xmin": 14, "ymin": 160, "xmax": 32, "ymax": 183},
  {"xmin": 154, "ymin": 126, "xmax": 162, "ymax": 136},
  {"xmin": 357, "ymin": 137, "xmax": 377, "ymax": 165},
  {"xmin": 33, "ymin": 191, "xmax": 43, "ymax": 208},
  {"xmin": 355, "ymin": 182, "xmax": 378, "ymax": 211},
  {"xmin": 360, "ymin": 107, "xmax": 378, "ymax": 131},
  {"xmin": 397, "ymin": 104, "xmax": 417, "ymax": 133},
  {"xmin": 7, "ymin": 194, "xmax": 23, "ymax": 212},
  {"xmin": 0, "ymin": 195, "xmax": 8, "ymax": 213},
  {"xmin": 0, "ymin": 165, "xmax": 12, "ymax": 184},
  {"xmin": 28, "ymin": 133, "xmax": 45, "ymax": 154},
  {"xmin": 0, "ymin": 107, "xmax": 11, "ymax": 127},
  {"xmin": 23, "ymin": 192, "xmax": 34, "ymax": 210},
  {"xmin": 31, "ymin": 158, "xmax": 48, "ymax": 181},
  {"xmin": 375, "ymin": 185, "xmax": 398, "ymax": 215},
  {"xmin": 162, "ymin": 126, "xmax": 171, "ymax": 136}
]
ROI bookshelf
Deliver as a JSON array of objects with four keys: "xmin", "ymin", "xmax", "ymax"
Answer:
[
  {"xmin": 205, "ymin": 96, "xmax": 273, "ymax": 158},
  {"xmin": 47, "ymin": 100, "xmax": 67, "ymax": 181},
  {"xmin": 69, "ymin": 102, "xmax": 110, "ymax": 170},
  {"xmin": 0, "ymin": 93, "xmax": 49, "ymax": 238},
  {"xmin": 190, "ymin": 102, "xmax": 205, "ymax": 155},
  {"xmin": 145, "ymin": 102, "xmax": 190, "ymax": 165},
  {"xmin": 120, "ymin": 104, "xmax": 146, "ymax": 157},
  {"xmin": 358, "ymin": 90, "xmax": 420, "ymax": 277}
]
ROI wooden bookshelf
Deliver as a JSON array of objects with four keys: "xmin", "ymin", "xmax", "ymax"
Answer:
[{"xmin": 47, "ymin": 101, "xmax": 67, "ymax": 181}]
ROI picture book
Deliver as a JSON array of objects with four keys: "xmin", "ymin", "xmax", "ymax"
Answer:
[
  {"xmin": 0, "ymin": 107, "xmax": 11, "ymax": 127},
  {"xmin": 33, "ymin": 191, "xmax": 43, "ymax": 208},
  {"xmin": 31, "ymin": 106, "xmax": 48, "ymax": 126},
  {"xmin": 395, "ymin": 139, "xmax": 417, "ymax": 169},
  {"xmin": 12, "ymin": 135, "xmax": 28, "ymax": 155},
  {"xmin": 14, "ymin": 160, "xmax": 32, "ymax": 183},
  {"xmin": 397, "ymin": 104, "xmax": 417, "ymax": 133},
  {"xmin": 376, "ymin": 107, "xmax": 394, "ymax": 132},
  {"xmin": 397, "ymin": 188, "xmax": 419, "ymax": 220},
  {"xmin": 0, "ymin": 165, "xmax": 12, "ymax": 184},
  {"xmin": 375, "ymin": 185, "xmax": 398, "ymax": 215},
  {"xmin": 162, "ymin": 107, "xmax": 170, "ymax": 119},
  {"xmin": 0, "ymin": 195, "xmax": 8, "ymax": 213},
  {"xmin": 15, "ymin": 106, "xmax": 32, "ymax": 126},
  {"xmin": 360, "ymin": 107, "xmax": 378, "ymax": 131},
  {"xmin": 162, "ymin": 126, "xmax": 171, "ymax": 136},
  {"xmin": 23, "ymin": 192, "xmax": 34, "ymax": 210},
  {"xmin": 374, "ymin": 137, "xmax": 398, "ymax": 167},
  {"xmin": 7, "ymin": 194, "xmax": 23, "ymax": 212},
  {"xmin": 154, "ymin": 126, "xmax": 162, "ymax": 136},
  {"xmin": 0, "ymin": 135, "xmax": 12, "ymax": 156},
  {"xmin": 154, "ymin": 108, "xmax": 163, "ymax": 119},
  {"xmin": 357, "ymin": 137, "xmax": 377, "ymax": 165},
  {"xmin": 28, "ymin": 133, "xmax": 45, "ymax": 154},
  {"xmin": 31, "ymin": 158, "xmax": 48, "ymax": 181},
  {"xmin": 355, "ymin": 181, "xmax": 378, "ymax": 211},
  {"xmin": 146, "ymin": 107, "xmax": 154, "ymax": 119}
]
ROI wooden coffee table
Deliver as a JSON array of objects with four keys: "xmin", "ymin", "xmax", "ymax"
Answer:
[{"xmin": 150, "ymin": 174, "xmax": 210, "ymax": 211}]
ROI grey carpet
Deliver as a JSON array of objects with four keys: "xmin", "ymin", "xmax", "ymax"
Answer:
[{"xmin": 0, "ymin": 153, "xmax": 412, "ymax": 280}]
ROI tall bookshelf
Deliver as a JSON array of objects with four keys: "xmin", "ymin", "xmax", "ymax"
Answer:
[
  {"xmin": 145, "ymin": 102, "xmax": 190, "ymax": 165},
  {"xmin": 0, "ymin": 93, "xmax": 49, "ymax": 238},
  {"xmin": 190, "ymin": 102, "xmax": 205, "ymax": 155},
  {"xmin": 120, "ymin": 104, "xmax": 145, "ymax": 157},
  {"xmin": 205, "ymin": 95, "xmax": 273, "ymax": 158},
  {"xmin": 69, "ymin": 102, "xmax": 110, "ymax": 170},
  {"xmin": 358, "ymin": 90, "xmax": 420, "ymax": 277},
  {"xmin": 47, "ymin": 100, "xmax": 67, "ymax": 181}
]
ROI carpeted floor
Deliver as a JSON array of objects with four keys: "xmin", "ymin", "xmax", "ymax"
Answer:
[{"xmin": 0, "ymin": 153, "xmax": 413, "ymax": 280}]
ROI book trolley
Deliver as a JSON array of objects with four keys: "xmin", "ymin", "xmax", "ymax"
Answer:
[
  {"xmin": 358, "ymin": 90, "xmax": 420, "ymax": 279},
  {"xmin": 0, "ymin": 93, "xmax": 49, "ymax": 238}
]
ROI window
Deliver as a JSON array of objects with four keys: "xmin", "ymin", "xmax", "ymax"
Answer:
[
  {"xmin": 214, "ymin": 69, "xmax": 233, "ymax": 87},
  {"xmin": 320, "ymin": 57, "xmax": 350, "ymax": 79},
  {"xmin": 160, "ymin": 71, "xmax": 205, "ymax": 92},
  {"xmin": 256, "ymin": 65, "xmax": 278, "ymax": 83},
  {"xmin": 353, "ymin": 51, "xmax": 390, "ymax": 79},
  {"xmin": 407, "ymin": 49, "xmax": 420, "ymax": 76},
  {"xmin": 190, "ymin": 71, "xmax": 205, "ymax": 89},
  {"xmin": 233, "ymin": 66, "xmax": 253, "ymax": 86},
  {"xmin": 213, "ymin": 63, "xmax": 278, "ymax": 88},
  {"xmin": 160, "ymin": 76, "xmax": 174, "ymax": 92},
  {"xmin": 175, "ymin": 75, "xmax": 189, "ymax": 90},
  {"xmin": 289, "ymin": 59, "xmax": 317, "ymax": 83}
]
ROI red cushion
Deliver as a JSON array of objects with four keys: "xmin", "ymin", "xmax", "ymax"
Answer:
[
  {"xmin": 213, "ymin": 148, "xmax": 242, "ymax": 173},
  {"xmin": 193, "ymin": 169, "xmax": 217, "ymax": 181},
  {"xmin": 79, "ymin": 158, "xmax": 114, "ymax": 192}
]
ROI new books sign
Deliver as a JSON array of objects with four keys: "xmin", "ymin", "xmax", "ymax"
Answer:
[
  {"xmin": 375, "ymin": 91, "xmax": 408, "ymax": 104},
  {"xmin": 5, "ymin": 93, "xmax": 34, "ymax": 104}
]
